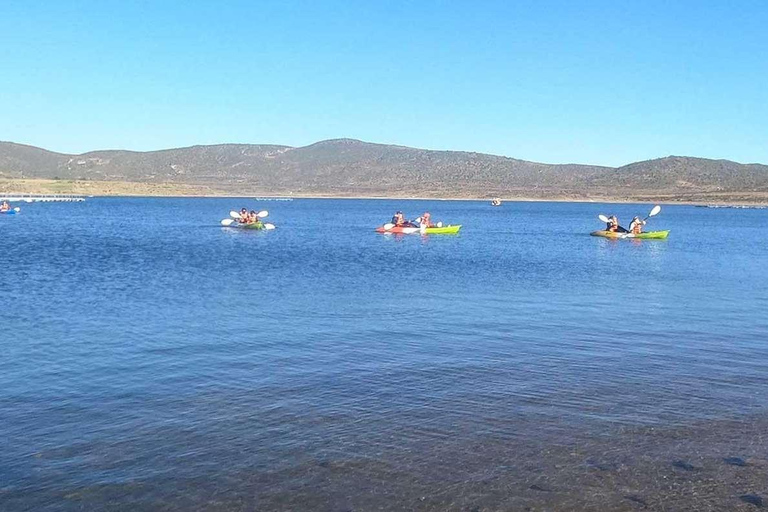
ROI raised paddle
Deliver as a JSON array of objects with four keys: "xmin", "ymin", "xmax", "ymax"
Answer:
[{"xmin": 644, "ymin": 205, "xmax": 661, "ymax": 220}]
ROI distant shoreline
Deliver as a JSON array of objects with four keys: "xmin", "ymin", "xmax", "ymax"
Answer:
[{"xmin": 2, "ymin": 178, "xmax": 768, "ymax": 206}]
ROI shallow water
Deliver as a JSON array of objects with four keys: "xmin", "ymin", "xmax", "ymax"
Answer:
[{"xmin": 1, "ymin": 198, "xmax": 767, "ymax": 510}]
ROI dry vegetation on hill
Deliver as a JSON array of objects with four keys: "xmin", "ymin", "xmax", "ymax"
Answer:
[{"xmin": 2, "ymin": 139, "xmax": 767, "ymax": 202}]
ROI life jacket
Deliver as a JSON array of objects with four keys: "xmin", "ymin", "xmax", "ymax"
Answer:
[
  {"xmin": 631, "ymin": 222, "xmax": 643, "ymax": 234},
  {"xmin": 394, "ymin": 214, "xmax": 404, "ymax": 226}
]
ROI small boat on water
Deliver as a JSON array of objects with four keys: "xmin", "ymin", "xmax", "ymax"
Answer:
[
  {"xmin": 220, "ymin": 209, "xmax": 276, "ymax": 230},
  {"xmin": 593, "ymin": 205, "xmax": 668, "ymax": 239},
  {"xmin": 591, "ymin": 230, "xmax": 670, "ymax": 239},
  {"xmin": 226, "ymin": 220, "xmax": 275, "ymax": 230},
  {"xmin": 491, "ymin": 198, "xmax": 502, "ymax": 206},
  {"xmin": 376, "ymin": 224, "xmax": 461, "ymax": 234}
]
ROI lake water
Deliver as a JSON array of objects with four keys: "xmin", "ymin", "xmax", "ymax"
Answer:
[{"xmin": 2, "ymin": 198, "xmax": 767, "ymax": 511}]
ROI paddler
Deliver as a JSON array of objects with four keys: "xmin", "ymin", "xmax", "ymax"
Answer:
[
  {"xmin": 628, "ymin": 216, "xmax": 645, "ymax": 234},
  {"xmin": 248, "ymin": 210, "xmax": 260, "ymax": 224},
  {"xmin": 0, "ymin": 201, "xmax": 9, "ymax": 212},
  {"xmin": 419, "ymin": 212, "xmax": 433, "ymax": 228},
  {"xmin": 606, "ymin": 215, "xmax": 628, "ymax": 233},
  {"xmin": 392, "ymin": 211, "xmax": 405, "ymax": 226},
  {"xmin": 238, "ymin": 207, "xmax": 249, "ymax": 223}
]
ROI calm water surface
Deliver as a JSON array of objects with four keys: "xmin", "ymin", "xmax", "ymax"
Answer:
[{"xmin": 1, "ymin": 198, "xmax": 767, "ymax": 510}]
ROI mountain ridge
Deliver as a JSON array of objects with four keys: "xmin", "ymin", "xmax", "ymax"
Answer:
[{"xmin": 1, "ymin": 139, "xmax": 767, "ymax": 201}]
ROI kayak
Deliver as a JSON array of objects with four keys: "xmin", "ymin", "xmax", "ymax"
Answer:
[
  {"xmin": 0, "ymin": 209, "xmax": 18, "ymax": 215},
  {"xmin": 423, "ymin": 225, "xmax": 461, "ymax": 234},
  {"xmin": 232, "ymin": 221, "xmax": 268, "ymax": 230},
  {"xmin": 591, "ymin": 230, "xmax": 670, "ymax": 239},
  {"xmin": 376, "ymin": 224, "xmax": 462, "ymax": 234}
]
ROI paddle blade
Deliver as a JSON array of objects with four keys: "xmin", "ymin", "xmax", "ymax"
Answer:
[
  {"xmin": 437, "ymin": 221, "xmax": 443, "ymax": 228},
  {"xmin": 383, "ymin": 223, "xmax": 395, "ymax": 230},
  {"xmin": 221, "ymin": 218, "xmax": 235, "ymax": 226},
  {"xmin": 264, "ymin": 223, "xmax": 276, "ymax": 230},
  {"xmin": 230, "ymin": 210, "xmax": 241, "ymax": 219},
  {"xmin": 257, "ymin": 210, "xmax": 269, "ymax": 218},
  {"xmin": 598, "ymin": 214, "xmax": 610, "ymax": 223},
  {"xmin": 648, "ymin": 205, "xmax": 661, "ymax": 217},
  {"xmin": 13, "ymin": 207, "xmax": 21, "ymax": 212}
]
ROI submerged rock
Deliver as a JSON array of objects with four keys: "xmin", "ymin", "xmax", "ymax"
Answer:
[
  {"xmin": 623, "ymin": 495, "xmax": 648, "ymax": 508},
  {"xmin": 672, "ymin": 460, "xmax": 697, "ymax": 471},
  {"xmin": 739, "ymin": 494, "xmax": 764, "ymax": 508}
]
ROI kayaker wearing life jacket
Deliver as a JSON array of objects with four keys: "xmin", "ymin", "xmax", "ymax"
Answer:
[
  {"xmin": 238, "ymin": 208, "xmax": 249, "ymax": 223},
  {"xmin": 629, "ymin": 216, "xmax": 645, "ymax": 234},
  {"xmin": 392, "ymin": 211, "xmax": 405, "ymax": 226},
  {"xmin": 606, "ymin": 215, "xmax": 628, "ymax": 233},
  {"xmin": 248, "ymin": 210, "xmax": 260, "ymax": 224},
  {"xmin": 0, "ymin": 201, "xmax": 9, "ymax": 212},
  {"xmin": 420, "ymin": 212, "xmax": 433, "ymax": 228}
]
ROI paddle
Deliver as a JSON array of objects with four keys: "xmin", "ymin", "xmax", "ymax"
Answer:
[
  {"xmin": 383, "ymin": 223, "xmax": 395, "ymax": 230},
  {"xmin": 644, "ymin": 205, "xmax": 661, "ymax": 221}
]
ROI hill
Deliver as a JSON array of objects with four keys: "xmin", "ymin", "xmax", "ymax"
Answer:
[{"xmin": 1, "ymin": 139, "xmax": 767, "ymax": 202}]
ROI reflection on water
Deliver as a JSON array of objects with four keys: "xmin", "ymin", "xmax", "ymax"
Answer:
[{"xmin": 1, "ymin": 198, "xmax": 767, "ymax": 510}]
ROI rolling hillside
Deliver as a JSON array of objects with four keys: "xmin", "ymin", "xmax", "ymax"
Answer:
[{"xmin": 1, "ymin": 139, "xmax": 767, "ymax": 201}]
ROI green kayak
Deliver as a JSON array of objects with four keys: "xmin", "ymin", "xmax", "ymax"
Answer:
[
  {"xmin": 238, "ymin": 221, "xmax": 266, "ymax": 230},
  {"xmin": 425, "ymin": 225, "xmax": 461, "ymax": 234},
  {"xmin": 233, "ymin": 221, "xmax": 276, "ymax": 230},
  {"xmin": 375, "ymin": 224, "xmax": 462, "ymax": 234},
  {"xmin": 591, "ymin": 230, "xmax": 670, "ymax": 239}
]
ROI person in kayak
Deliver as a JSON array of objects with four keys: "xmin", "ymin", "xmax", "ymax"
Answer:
[
  {"xmin": 629, "ymin": 216, "xmax": 645, "ymax": 234},
  {"xmin": 247, "ymin": 210, "xmax": 261, "ymax": 224},
  {"xmin": 606, "ymin": 215, "xmax": 628, "ymax": 233},
  {"xmin": 419, "ymin": 212, "xmax": 433, "ymax": 228},
  {"xmin": 0, "ymin": 201, "xmax": 10, "ymax": 212},
  {"xmin": 237, "ymin": 208, "xmax": 249, "ymax": 224},
  {"xmin": 392, "ymin": 211, "xmax": 406, "ymax": 226}
]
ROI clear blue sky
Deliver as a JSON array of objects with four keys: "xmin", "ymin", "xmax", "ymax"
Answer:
[{"xmin": 1, "ymin": 0, "xmax": 767, "ymax": 166}]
